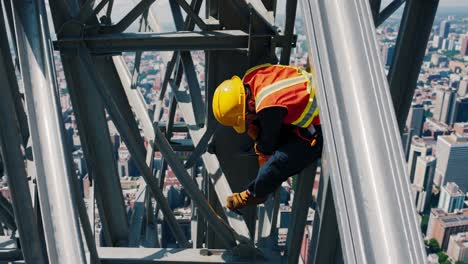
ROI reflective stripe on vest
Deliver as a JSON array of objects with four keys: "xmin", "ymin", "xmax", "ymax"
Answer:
[
  {"xmin": 291, "ymin": 95, "xmax": 319, "ymax": 127},
  {"xmin": 255, "ymin": 75, "xmax": 308, "ymax": 109},
  {"xmin": 255, "ymin": 74, "xmax": 319, "ymax": 128},
  {"xmin": 291, "ymin": 73, "xmax": 319, "ymax": 127}
]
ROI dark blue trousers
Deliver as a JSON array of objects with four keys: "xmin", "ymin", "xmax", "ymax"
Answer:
[{"xmin": 247, "ymin": 126, "xmax": 323, "ymax": 198}]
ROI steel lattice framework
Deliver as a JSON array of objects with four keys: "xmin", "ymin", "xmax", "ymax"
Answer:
[{"xmin": 0, "ymin": 0, "xmax": 438, "ymax": 263}]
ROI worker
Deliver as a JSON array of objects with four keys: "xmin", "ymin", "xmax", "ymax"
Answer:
[{"xmin": 212, "ymin": 64, "xmax": 323, "ymax": 211}]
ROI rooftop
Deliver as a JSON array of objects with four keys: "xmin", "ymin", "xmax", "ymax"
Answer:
[
  {"xmin": 431, "ymin": 208, "xmax": 468, "ymax": 228},
  {"xmin": 439, "ymin": 133, "xmax": 468, "ymax": 145},
  {"xmin": 444, "ymin": 182, "xmax": 465, "ymax": 196}
]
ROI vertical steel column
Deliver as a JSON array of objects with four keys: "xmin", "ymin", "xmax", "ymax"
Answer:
[
  {"xmin": 301, "ymin": 0, "xmax": 426, "ymax": 262},
  {"xmin": 12, "ymin": 0, "xmax": 86, "ymax": 262},
  {"xmin": 369, "ymin": 0, "xmax": 382, "ymax": 25},
  {"xmin": 286, "ymin": 163, "xmax": 317, "ymax": 264},
  {"xmin": 1, "ymin": 0, "xmax": 29, "ymax": 147},
  {"xmin": 60, "ymin": 55, "xmax": 130, "ymax": 247},
  {"xmin": 256, "ymin": 190, "xmax": 279, "ymax": 248},
  {"xmin": 388, "ymin": 0, "xmax": 438, "ymax": 132},
  {"xmin": 0, "ymin": 26, "xmax": 46, "ymax": 259},
  {"xmin": 309, "ymin": 151, "xmax": 342, "ymax": 264},
  {"xmin": 279, "ymin": 0, "xmax": 297, "ymax": 65}
]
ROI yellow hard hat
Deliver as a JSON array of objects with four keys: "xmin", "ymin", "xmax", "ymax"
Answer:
[{"xmin": 212, "ymin": 76, "xmax": 246, "ymax": 134}]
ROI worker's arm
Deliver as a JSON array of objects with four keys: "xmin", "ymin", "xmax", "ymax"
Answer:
[{"xmin": 255, "ymin": 107, "xmax": 287, "ymax": 155}]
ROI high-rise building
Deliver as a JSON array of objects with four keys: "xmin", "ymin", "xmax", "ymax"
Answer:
[
  {"xmin": 441, "ymin": 38, "xmax": 449, "ymax": 50},
  {"xmin": 459, "ymin": 80, "xmax": 468, "ymax": 97},
  {"xmin": 447, "ymin": 232, "xmax": 468, "ymax": 263},
  {"xmin": 436, "ymin": 133, "xmax": 468, "ymax": 189},
  {"xmin": 382, "ymin": 44, "xmax": 394, "ymax": 66},
  {"xmin": 461, "ymin": 36, "xmax": 468, "ymax": 57},
  {"xmin": 433, "ymin": 88, "xmax": 457, "ymax": 125},
  {"xmin": 439, "ymin": 20, "xmax": 451, "ymax": 38},
  {"xmin": 413, "ymin": 156, "xmax": 436, "ymax": 213},
  {"xmin": 453, "ymin": 97, "xmax": 468, "ymax": 123},
  {"xmin": 438, "ymin": 182, "xmax": 465, "ymax": 213},
  {"xmin": 427, "ymin": 208, "xmax": 468, "ymax": 250},
  {"xmin": 406, "ymin": 104, "xmax": 425, "ymax": 137},
  {"xmin": 432, "ymin": 35, "xmax": 442, "ymax": 49},
  {"xmin": 407, "ymin": 136, "xmax": 433, "ymax": 183}
]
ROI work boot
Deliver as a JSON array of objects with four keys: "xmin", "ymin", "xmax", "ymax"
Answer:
[{"xmin": 226, "ymin": 190, "xmax": 267, "ymax": 211}]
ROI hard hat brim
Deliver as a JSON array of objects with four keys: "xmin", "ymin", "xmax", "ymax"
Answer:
[{"xmin": 233, "ymin": 123, "xmax": 245, "ymax": 134}]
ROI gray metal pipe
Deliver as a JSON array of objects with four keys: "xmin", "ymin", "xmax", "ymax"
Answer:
[
  {"xmin": 301, "ymin": 0, "xmax": 426, "ymax": 262},
  {"xmin": 13, "ymin": 0, "xmax": 86, "ymax": 262}
]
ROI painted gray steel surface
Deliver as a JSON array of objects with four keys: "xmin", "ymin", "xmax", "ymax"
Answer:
[
  {"xmin": 13, "ymin": 0, "xmax": 86, "ymax": 262},
  {"xmin": 301, "ymin": 0, "xmax": 426, "ymax": 262}
]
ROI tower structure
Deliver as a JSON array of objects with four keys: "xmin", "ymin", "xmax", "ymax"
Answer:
[{"xmin": 0, "ymin": 0, "xmax": 440, "ymax": 263}]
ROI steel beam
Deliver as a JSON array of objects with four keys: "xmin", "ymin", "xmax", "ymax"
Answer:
[
  {"xmin": 166, "ymin": 94, "xmax": 178, "ymax": 139},
  {"xmin": 173, "ymin": 0, "xmax": 220, "ymax": 30},
  {"xmin": 0, "ymin": 206, "xmax": 15, "ymax": 232},
  {"xmin": 0, "ymin": 196, "xmax": 13, "ymax": 225},
  {"xmin": 76, "ymin": 46, "xmax": 190, "ymax": 248},
  {"xmin": 98, "ymin": 247, "xmax": 281, "ymax": 263},
  {"xmin": 179, "ymin": 53, "xmax": 206, "ymax": 126},
  {"xmin": 128, "ymin": 179, "xmax": 147, "ymax": 247},
  {"xmin": 387, "ymin": 0, "xmax": 438, "ymax": 132},
  {"xmin": 48, "ymin": 5, "xmax": 132, "ymax": 248},
  {"xmin": 310, "ymin": 163, "xmax": 342, "ymax": 264},
  {"xmin": 169, "ymin": 79, "xmax": 252, "ymax": 241},
  {"xmin": 129, "ymin": 7, "xmax": 150, "ymax": 90},
  {"xmin": 113, "ymin": 56, "xmax": 154, "ymax": 141},
  {"xmin": 279, "ymin": 0, "xmax": 297, "ymax": 65},
  {"xmin": 13, "ymin": 0, "xmax": 86, "ymax": 262},
  {"xmin": 376, "ymin": 0, "xmax": 405, "ymax": 27},
  {"xmin": 59, "ymin": 55, "xmax": 130, "ymax": 247},
  {"xmin": 153, "ymin": 127, "xmax": 239, "ymax": 248},
  {"xmin": 54, "ymin": 31, "xmax": 292, "ymax": 53},
  {"xmin": 184, "ymin": 124, "xmax": 217, "ymax": 169},
  {"xmin": 77, "ymin": 0, "xmax": 99, "ymax": 23},
  {"xmin": 101, "ymin": 0, "xmax": 156, "ymax": 33},
  {"xmin": 369, "ymin": 0, "xmax": 382, "ymax": 25},
  {"xmin": 68, "ymin": 159, "xmax": 101, "ymax": 264},
  {"xmin": 256, "ymin": 190, "xmax": 279, "ymax": 248},
  {"xmin": 286, "ymin": 163, "xmax": 317, "ymax": 264},
  {"xmin": 168, "ymin": 0, "xmax": 206, "ymax": 127},
  {"xmin": 1, "ymin": 0, "xmax": 29, "ymax": 146},
  {"xmin": 301, "ymin": 0, "xmax": 426, "ymax": 262}
]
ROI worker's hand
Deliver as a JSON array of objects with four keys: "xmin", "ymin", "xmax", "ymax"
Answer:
[
  {"xmin": 257, "ymin": 154, "xmax": 270, "ymax": 167},
  {"xmin": 247, "ymin": 124, "xmax": 260, "ymax": 140}
]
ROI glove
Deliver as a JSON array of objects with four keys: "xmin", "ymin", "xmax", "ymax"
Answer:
[
  {"xmin": 254, "ymin": 143, "xmax": 271, "ymax": 167},
  {"xmin": 247, "ymin": 124, "xmax": 260, "ymax": 140},
  {"xmin": 226, "ymin": 190, "xmax": 268, "ymax": 211}
]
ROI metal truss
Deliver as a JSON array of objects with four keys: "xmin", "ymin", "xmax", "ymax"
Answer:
[
  {"xmin": 301, "ymin": 0, "xmax": 432, "ymax": 262},
  {"xmin": 0, "ymin": 0, "xmax": 437, "ymax": 262}
]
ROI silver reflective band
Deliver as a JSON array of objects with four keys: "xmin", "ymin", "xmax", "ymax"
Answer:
[
  {"xmin": 296, "ymin": 98, "xmax": 318, "ymax": 127},
  {"xmin": 255, "ymin": 76, "xmax": 308, "ymax": 109},
  {"xmin": 307, "ymin": 124, "xmax": 316, "ymax": 135}
]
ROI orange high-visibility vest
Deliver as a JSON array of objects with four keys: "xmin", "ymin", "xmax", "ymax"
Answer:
[{"xmin": 243, "ymin": 64, "xmax": 320, "ymax": 127}]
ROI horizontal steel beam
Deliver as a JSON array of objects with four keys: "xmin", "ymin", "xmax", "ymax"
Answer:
[
  {"xmin": 54, "ymin": 31, "xmax": 292, "ymax": 53},
  {"xmin": 98, "ymin": 247, "xmax": 281, "ymax": 263}
]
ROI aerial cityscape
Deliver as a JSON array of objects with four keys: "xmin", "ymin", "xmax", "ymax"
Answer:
[{"xmin": 0, "ymin": 0, "xmax": 467, "ymax": 263}]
